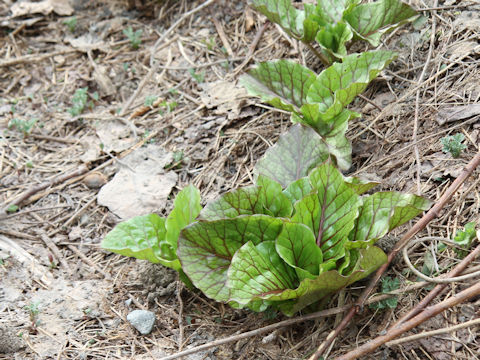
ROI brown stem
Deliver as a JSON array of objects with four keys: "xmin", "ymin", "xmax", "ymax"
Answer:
[
  {"xmin": 308, "ymin": 151, "xmax": 480, "ymax": 360},
  {"xmin": 305, "ymin": 42, "xmax": 331, "ymax": 66},
  {"xmin": 337, "ymin": 279, "xmax": 480, "ymax": 360},
  {"xmin": 394, "ymin": 243, "xmax": 480, "ymax": 327}
]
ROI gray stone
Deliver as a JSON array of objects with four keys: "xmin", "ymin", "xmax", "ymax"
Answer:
[
  {"xmin": 126, "ymin": 310, "xmax": 156, "ymax": 335},
  {"xmin": 0, "ymin": 326, "xmax": 25, "ymax": 354}
]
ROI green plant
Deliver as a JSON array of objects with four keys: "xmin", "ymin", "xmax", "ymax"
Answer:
[
  {"xmin": 369, "ymin": 276, "xmax": 400, "ymax": 309},
  {"xmin": 63, "ymin": 16, "xmax": 77, "ymax": 32},
  {"xmin": 102, "ymin": 166, "xmax": 430, "ymax": 315},
  {"xmin": 123, "ymin": 26, "xmax": 142, "ymax": 49},
  {"xmin": 189, "ymin": 68, "xmax": 205, "ymax": 83},
  {"xmin": 452, "ymin": 221, "xmax": 477, "ymax": 258},
  {"xmin": 177, "ymin": 163, "xmax": 430, "ymax": 315},
  {"xmin": 144, "ymin": 95, "xmax": 157, "ymax": 107},
  {"xmin": 240, "ymin": 50, "xmax": 396, "ymax": 175},
  {"xmin": 68, "ymin": 87, "xmax": 90, "ymax": 117},
  {"xmin": 441, "ymin": 133, "xmax": 466, "ymax": 158},
  {"xmin": 8, "ymin": 118, "xmax": 37, "ymax": 137},
  {"xmin": 102, "ymin": 185, "xmax": 201, "ymax": 285},
  {"xmin": 24, "ymin": 302, "xmax": 41, "ymax": 332},
  {"xmin": 250, "ymin": 0, "xmax": 417, "ymax": 64},
  {"xmin": 158, "ymin": 100, "xmax": 178, "ymax": 114},
  {"xmin": 165, "ymin": 151, "xmax": 184, "ymax": 170}
]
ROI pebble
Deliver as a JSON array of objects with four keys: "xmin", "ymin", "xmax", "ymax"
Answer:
[
  {"xmin": 82, "ymin": 171, "xmax": 107, "ymax": 189},
  {"xmin": 126, "ymin": 310, "xmax": 156, "ymax": 335}
]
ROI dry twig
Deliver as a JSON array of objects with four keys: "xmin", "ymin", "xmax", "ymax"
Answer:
[
  {"xmin": 337, "ymin": 280, "xmax": 480, "ymax": 359},
  {"xmin": 0, "ymin": 165, "xmax": 89, "ymax": 218}
]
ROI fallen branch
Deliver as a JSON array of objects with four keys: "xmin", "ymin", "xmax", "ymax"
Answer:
[
  {"xmin": 0, "ymin": 165, "xmax": 89, "ymax": 219},
  {"xmin": 337, "ymin": 279, "xmax": 480, "ymax": 360},
  {"xmin": 386, "ymin": 317, "xmax": 480, "ymax": 346},
  {"xmin": 395, "ymin": 238, "xmax": 480, "ymax": 326},
  {"xmin": 308, "ymin": 151, "xmax": 480, "ymax": 359},
  {"xmin": 0, "ymin": 49, "xmax": 76, "ymax": 67}
]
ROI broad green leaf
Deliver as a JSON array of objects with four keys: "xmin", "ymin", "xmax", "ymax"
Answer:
[
  {"xmin": 240, "ymin": 60, "xmax": 316, "ymax": 112},
  {"xmin": 250, "ymin": 0, "xmax": 305, "ymax": 40},
  {"xmin": 314, "ymin": 0, "xmax": 359, "ymax": 24},
  {"xmin": 200, "ymin": 177, "xmax": 292, "ymax": 220},
  {"xmin": 166, "ymin": 185, "xmax": 201, "ymax": 253},
  {"xmin": 241, "ymin": 246, "xmax": 386, "ymax": 315},
  {"xmin": 321, "ymin": 112, "xmax": 353, "ymax": 171},
  {"xmin": 344, "ymin": 176, "xmax": 380, "ymax": 195},
  {"xmin": 306, "ymin": 51, "xmax": 397, "ymax": 122},
  {"xmin": 283, "ymin": 177, "xmax": 313, "ymax": 205},
  {"xmin": 296, "ymin": 108, "xmax": 355, "ymax": 170},
  {"xmin": 227, "ymin": 241, "xmax": 297, "ymax": 305},
  {"xmin": 292, "ymin": 163, "xmax": 360, "ymax": 261},
  {"xmin": 316, "ymin": 22, "xmax": 353, "ymax": 60},
  {"xmin": 255, "ymin": 124, "xmax": 329, "ymax": 187},
  {"xmin": 200, "ymin": 186, "xmax": 264, "ymax": 220},
  {"xmin": 344, "ymin": 0, "xmax": 417, "ymax": 46},
  {"xmin": 388, "ymin": 194, "xmax": 432, "ymax": 231},
  {"xmin": 276, "ymin": 222, "xmax": 322, "ymax": 280},
  {"xmin": 256, "ymin": 175, "xmax": 293, "ymax": 217},
  {"xmin": 350, "ymin": 192, "xmax": 431, "ymax": 243},
  {"xmin": 303, "ymin": 4, "xmax": 320, "ymax": 43},
  {"xmin": 178, "ymin": 215, "xmax": 284, "ymax": 302},
  {"xmin": 102, "ymin": 214, "xmax": 179, "ymax": 268}
]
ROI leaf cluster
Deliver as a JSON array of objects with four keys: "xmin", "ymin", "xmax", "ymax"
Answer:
[
  {"xmin": 452, "ymin": 221, "xmax": 477, "ymax": 258},
  {"xmin": 441, "ymin": 133, "xmax": 466, "ymax": 158},
  {"xmin": 68, "ymin": 87, "xmax": 90, "ymax": 117},
  {"xmin": 369, "ymin": 276, "xmax": 400, "ymax": 309},
  {"xmin": 102, "ymin": 164, "xmax": 430, "ymax": 315},
  {"xmin": 250, "ymin": 0, "xmax": 417, "ymax": 64},
  {"xmin": 123, "ymin": 26, "xmax": 143, "ymax": 49},
  {"xmin": 241, "ymin": 50, "xmax": 396, "ymax": 177},
  {"xmin": 178, "ymin": 164, "xmax": 430, "ymax": 314},
  {"xmin": 102, "ymin": 185, "xmax": 201, "ymax": 285},
  {"xmin": 8, "ymin": 117, "xmax": 37, "ymax": 137}
]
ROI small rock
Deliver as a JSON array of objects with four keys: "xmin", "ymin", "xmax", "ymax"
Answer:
[
  {"xmin": 83, "ymin": 171, "xmax": 107, "ymax": 189},
  {"xmin": 126, "ymin": 310, "xmax": 156, "ymax": 335},
  {"xmin": 0, "ymin": 326, "xmax": 25, "ymax": 354}
]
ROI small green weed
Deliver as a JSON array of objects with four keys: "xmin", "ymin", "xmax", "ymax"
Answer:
[
  {"xmin": 201, "ymin": 37, "xmax": 216, "ymax": 51},
  {"xmin": 158, "ymin": 100, "xmax": 178, "ymax": 115},
  {"xmin": 25, "ymin": 302, "xmax": 41, "ymax": 332},
  {"xmin": 63, "ymin": 16, "xmax": 77, "ymax": 32},
  {"xmin": 144, "ymin": 95, "xmax": 157, "ymax": 107},
  {"xmin": 48, "ymin": 254, "xmax": 57, "ymax": 269},
  {"xmin": 68, "ymin": 87, "xmax": 92, "ymax": 117},
  {"xmin": 189, "ymin": 68, "xmax": 205, "ymax": 83},
  {"xmin": 441, "ymin": 133, "xmax": 466, "ymax": 158},
  {"xmin": 123, "ymin": 26, "xmax": 142, "ymax": 49},
  {"xmin": 453, "ymin": 222, "xmax": 476, "ymax": 258},
  {"xmin": 165, "ymin": 151, "xmax": 184, "ymax": 169},
  {"xmin": 8, "ymin": 118, "xmax": 37, "ymax": 137},
  {"xmin": 369, "ymin": 276, "xmax": 400, "ymax": 309}
]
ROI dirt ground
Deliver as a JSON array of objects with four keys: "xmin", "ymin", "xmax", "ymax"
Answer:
[{"xmin": 1, "ymin": 0, "xmax": 480, "ymax": 359}]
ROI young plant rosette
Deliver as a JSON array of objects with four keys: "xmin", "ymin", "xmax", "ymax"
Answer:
[
  {"xmin": 177, "ymin": 163, "xmax": 431, "ymax": 315},
  {"xmin": 249, "ymin": 0, "xmax": 417, "ymax": 64}
]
